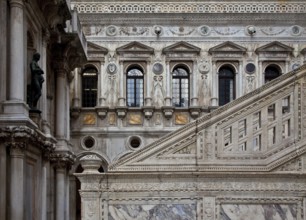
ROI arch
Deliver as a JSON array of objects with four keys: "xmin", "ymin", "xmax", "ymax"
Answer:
[
  {"xmin": 124, "ymin": 63, "xmax": 146, "ymax": 74},
  {"xmin": 172, "ymin": 65, "xmax": 190, "ymax": 107},
  {"xmin": 72, "ymin": 151, "xmax": 111, "ymax": 173},
  {"xmin": 126, "ymin": 66, "xmax": 144, "ymax": 107},
  {"xmin": 83, "ymin": 63, "xmax": 99, "ymax": 73},
  {"xmin": 264, "ymin": 64, "xmax": 282, "ymax": 83},
  {"xmin": 218, "ymin": 64, "xmax": 236, "ymax": 106},
  {"xmin": 171, "ymin": 63, "xmax": 192, "ymax": 74},
  {"xmin": 81, "ymin": 66, "xmax": 98, "ymax": 107}
]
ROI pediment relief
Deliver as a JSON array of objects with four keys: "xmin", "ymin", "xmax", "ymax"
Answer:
[
  {"xmin": 116, "ymin": 41, "xmax": 154, "ymax": 55},
  {"xmin": 162, "ymin": 41, "xmax": 201, "ymax": 55},
  {"xmin": 209, "ymin": 41, "xmax": 247, "ymax": 55},
  {"xmin": 255, "ymin": 41, "xmax": 293, "ymax": 54}
]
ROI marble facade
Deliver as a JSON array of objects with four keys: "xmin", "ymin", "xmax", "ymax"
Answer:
[{"xmin": 70, "ymin": 1, "xmax": 306, "ymax": 219}]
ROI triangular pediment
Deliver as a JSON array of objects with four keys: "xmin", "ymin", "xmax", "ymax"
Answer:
[
  {"xmin": 162, "ymin": 41, "xmax": 201, "ymax": 54},
  {"xmin": 109, "ymin": 65, "xmax": 306, "ymax": 173},
  {"xmin": 209, "ymin": 41, "xmax": 247, "ymax": 54},
  {"xmin": 87, "ymin": 42, "xmax": 108, "ymax": 54},
  {"xmin": 116, "ymin": 41, "xmax": 154, "ymax": 55},
  {"xmin": 255, "ymin": 41, "xmax": 293, "ymax": 53}
]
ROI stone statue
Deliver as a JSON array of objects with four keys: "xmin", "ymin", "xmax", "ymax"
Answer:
[{"xmin": 30, "ymin": 53, "xmax": 44, "ymax": 109}]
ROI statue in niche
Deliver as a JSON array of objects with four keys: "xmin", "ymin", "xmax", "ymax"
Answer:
[{"xmin": 30, "ymin": 53, "xmax": 44, "ymax": 109}]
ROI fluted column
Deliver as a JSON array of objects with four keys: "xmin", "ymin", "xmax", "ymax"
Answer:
[
  {"xmin": 165, "ymin": 61, "xmax": 171, "ymax": 106},
  {"xmin": 258, "ymin": 62, "xmax": 263, "ymax": 87},
  {"xmin": 9, "ymin": 143, "xmax": 25, "ymax": 220},
  {"xmin": 237, "ymin": 62, "xmax": 243, "ymax": 98},
  {"xmin": 145, "ymin": 61, "xmax": 152, "ymax": 106}
]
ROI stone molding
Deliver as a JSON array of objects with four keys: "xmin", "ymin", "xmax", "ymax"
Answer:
[{"xmin": 73, "ymin": 2, "xmax": 306, "ymax": 14}]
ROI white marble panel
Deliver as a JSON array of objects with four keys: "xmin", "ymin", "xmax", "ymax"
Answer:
[
  {"xmin": 109, "ymin": 204, "xmax": 196, "ymax": 220},
  {"xmin": 220, "ymin": 204, "xmax": 297, "ymax": 220}
]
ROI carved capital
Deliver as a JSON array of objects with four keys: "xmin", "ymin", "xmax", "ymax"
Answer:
[
  {"xmin": 9, "ymin": 0, "xmax": 24, "ymax": 8},
  {"xmin": 50, "ymin": 150, "xmax": 76, "ymax": 170},
  {"xmin": 8, "ymin": 142, "xmax": 26, "ymax": 158}
]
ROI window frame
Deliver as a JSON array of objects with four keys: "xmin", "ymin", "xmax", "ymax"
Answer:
[
  {"xmin": 126, "ymin": 66, "xmax": 144, "ymax": 107},
  {"xmin": 172, "ymin": 65, "xmax": 190, "ymax": 107},
  {"xmin": 81, "ymin": 66, "xmax": 98, "ymax": 108},
  {"xmin": 218, "ymin": 65, "xmax": 236, "ymax": 106}
]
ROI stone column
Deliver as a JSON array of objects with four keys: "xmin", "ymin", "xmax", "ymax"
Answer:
[
  {"xmin": 41, "ymin": 159, "xmax": 48, "ymax": 220},
  {"xmin": 69, "ymin": 176, "xmax": 77, "ymax": 220},
  {"xmin": 55, "ymin": 166, "xmax": 66, "ymax": 220},
  {"xmin": 191, "ymin": 60, "xmax": 198, "ymax": 106},
  {"xmin": 165, "ymin": 61, "xmax": 171, "ymax": 106},
  {"xmin": 9, "ymin": 143, "xmax": 25, "ymax": 220},
  {"xmin": 4, "ymin": 0, "xmax": 28, "ymax": 115},
  {"xmin": 0, "ymin": 0, "xmax": 7, "ymax": 103},
  {"xmin": 72, "ymin": 68, "xmax": 81, "ymax": 108},
  {"xmin": 65, "ymin": 173, "xmax": 70, "ymax": 220},
  {"xmin": 0, "ymin": 144, "xmax": 7, "ymax": 220},
  {"xmin": 118, "ymin": 61, "xmax": 125, "ymax": 106},
  {"xmin": 55, "ymin": 69, "xmax": 67, "ymax": 140},
  {"xmin": 211, "ymin": 62, "xmax": 218, "ymax": 106}
]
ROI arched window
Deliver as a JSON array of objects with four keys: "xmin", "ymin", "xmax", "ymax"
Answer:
[
  {"xmin": 82, "ymin": 66, "xmax": 98, "ymax": 107},
  {"xmin": 126, "ymin": 67, "xmax": 144, "ymax": 107},
  {"xmin": 264, "ymin": 65, "xmax": 281, "ymax": 83},
  {"xmin": 219, "ymin": 66, "xmax": 235, "ymax": 106},
  {"xmin": 172, "ymin": 66, "xmax": 189, "ymax": 107}
]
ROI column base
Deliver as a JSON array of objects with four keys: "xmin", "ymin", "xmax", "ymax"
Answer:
[{"xmin": 2, "ymin": 100, "xmax": 29, "ymax": 116}]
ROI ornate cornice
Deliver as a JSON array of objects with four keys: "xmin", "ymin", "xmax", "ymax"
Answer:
[{"xmin": 0, "ymin": 126, "xmax": 55, "ymax": 155}]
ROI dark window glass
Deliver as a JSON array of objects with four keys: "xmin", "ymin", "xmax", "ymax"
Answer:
[
  {"xmin": 127, "ymin": 68, "xmax": 144, "ymax": 107},
  {"xmin": 219, "ymin": 67, "xmax": 235, "ymax": 106},
  {"xmin": 172, "ymin": 67, "xmax": 189, "ymax": 107},
  {"xmin": 82, "ymin": 68, "xmax": 98, "ymax": 107},
  {"xmin": 265, "ymin": 66, "xmax": 281, "ymax": 83}
]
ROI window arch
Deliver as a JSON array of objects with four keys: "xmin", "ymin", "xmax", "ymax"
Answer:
[
  {"xmin": 264, "ymin": 65, "xmax": 281, "ymax": 83},
  {"xmin": 126, "ymin": 66, "xmax": 144, "ymax": 107},
  {"xmin": 218, "ymin": 65, "xmax": 235, "ymax": 106},
  {"xmin": 172, "ymin": 66, "xmax": 189, "ymax": 107},
  {"xmin": 82, "ymin": 66, "xmax": 98, "ymax": 107}
]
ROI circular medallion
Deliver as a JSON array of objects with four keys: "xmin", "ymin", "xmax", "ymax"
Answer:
[
  {"xmin": 292, "ymin": 63, "xmax": 300, "ymax": 70},
  {"xmin": 198, "ymin": 62, "xmax": 210, "ymax": 74},
  {"xmin": 152, "ymin": 62, "xmax": 164, "ymax": 75},
  {"xmin": 106, "ymin": 25, "xmax": 118, "ymax": 36},
  {"xmin": 291, "ymin": 25, "xmax": 301, "ymax": 36},
  {"xmin": 198, "ymin": 25, "xmax": 211, "ymax": 36},
  {"xmin": 245, "ymin": 63, "xmax": 256, "ymax": 74},
  {"xmin": 107, "ymin": 63, "xmax": 117, "ymax": 74}
]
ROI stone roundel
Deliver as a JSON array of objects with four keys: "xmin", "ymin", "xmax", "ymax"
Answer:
[
  {"xmin": 106, "ymin": 25, "xmax": 118, "ymax": 36},
  {"xmin": 107, "ymin": 62, "xmax": 117, "ymax": 74},
  {"xmin": 152, "ymin": 62, "xmax": 164, "ymax": 75}
]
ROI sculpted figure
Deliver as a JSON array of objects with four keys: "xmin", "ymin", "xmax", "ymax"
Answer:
[{"xmin": 30, "ymin": 53, "xmax": 44, "ymax": 109}]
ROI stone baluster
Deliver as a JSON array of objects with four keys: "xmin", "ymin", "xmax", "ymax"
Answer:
[{"xmin": 9, "ymin": 142, "xmax": 26, "ymax": 220}]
